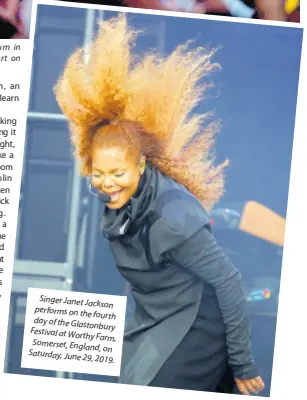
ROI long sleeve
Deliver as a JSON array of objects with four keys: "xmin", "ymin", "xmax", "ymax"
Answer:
[{"xmin": 167, "ymin": 225, "xmax": 258, "ymax": 380}]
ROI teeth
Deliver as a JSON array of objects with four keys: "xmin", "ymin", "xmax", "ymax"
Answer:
[{"xmin": 109, "ymin": 191, "xmax": 121, "ymax": 202}]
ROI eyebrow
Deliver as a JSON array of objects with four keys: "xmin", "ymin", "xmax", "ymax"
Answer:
[{"xmin": 92, "ymin": 166, "xmax": 125, "ymax": 173}]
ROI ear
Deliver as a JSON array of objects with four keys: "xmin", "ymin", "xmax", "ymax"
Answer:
[{"xmin": 139, "ymin": 155, "xmax": 146, "ymax": 175}]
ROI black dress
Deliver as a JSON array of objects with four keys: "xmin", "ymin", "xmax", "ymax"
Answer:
[{"xmin": 149, "ymin": 290, "xmax": 235, "ymax": 392}]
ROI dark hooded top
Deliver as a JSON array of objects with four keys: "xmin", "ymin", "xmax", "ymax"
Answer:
[{"xmin": 101, "ymin": 163, "xmax": 258, "ymax": 387}]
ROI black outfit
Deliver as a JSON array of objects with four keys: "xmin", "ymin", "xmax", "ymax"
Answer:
[
  {"xmin": 149, "ymin": 292, "xmax": 235, "ymax": 392},
  {"xmin": 101, "ymin": 164, "xmax": 258, "ymax": 391}
]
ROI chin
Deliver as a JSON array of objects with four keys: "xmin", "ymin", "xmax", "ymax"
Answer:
[
  {"xmin": 106, "ymin": 198, "xmax": 129, "ymax": 210},
  {"xmin": 106, "ymin": 203, "xmax": 121, "ymax": 210}
]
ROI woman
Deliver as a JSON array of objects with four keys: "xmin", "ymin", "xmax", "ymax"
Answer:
[{"xmin": 55, "ymin": 14, "xmax": 265, "ymax": 395}]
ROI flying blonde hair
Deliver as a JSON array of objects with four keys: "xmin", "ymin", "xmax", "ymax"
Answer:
[{"xmin": 54, "ymin": 13, "xmax": 229, "ymax": 210}]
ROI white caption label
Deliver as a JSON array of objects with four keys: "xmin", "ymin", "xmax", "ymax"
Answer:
[{"xmin": 21, "ymin": 288, "xmax": 127, "ymax": 376}]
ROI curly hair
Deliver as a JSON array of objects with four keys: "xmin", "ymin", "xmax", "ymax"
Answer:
[{"xmin": 54, "ymin": 13, "xmax": 229, "ymax": 210}]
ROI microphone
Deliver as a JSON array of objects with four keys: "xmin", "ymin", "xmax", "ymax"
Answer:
[{"xmin": 99, "ymin": 193, "xmax": 111, "ymax": 203}]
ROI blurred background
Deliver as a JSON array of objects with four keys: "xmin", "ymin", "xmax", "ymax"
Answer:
[
  {"xmin": 0, "ymin": 0, "xmax": 301, "ymax": 39},
  {"xmin": 71, "ymin": 0, "xmax": 300, "ymax": 22},
  {"xmin": 4, "ymin": 4, "xmax": 302, "ymax": 397}
]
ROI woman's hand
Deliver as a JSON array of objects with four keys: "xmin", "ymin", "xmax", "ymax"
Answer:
[{"xmin": 235, "ymin": 376, "xmax": 265, "ymax": 396}]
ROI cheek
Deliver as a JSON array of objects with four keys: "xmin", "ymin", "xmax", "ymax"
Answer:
[
  {"xmin": 118, "ymin": 172, "xmax": 139, "ymax": 191},
  {"xmin": 91, "ymin": 177, "xmax": 102, "ymax": 188}
]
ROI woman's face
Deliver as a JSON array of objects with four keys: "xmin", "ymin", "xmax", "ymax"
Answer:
[{"xmin": 91, "ymin": 145, "xmax": 145, "ymax": 209}]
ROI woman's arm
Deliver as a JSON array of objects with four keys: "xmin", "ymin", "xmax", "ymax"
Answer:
[
  {"xmin": 254, "ymin": 0, "xmax": 287, "ymax": 21},
  {"xmin": 167, "ymin": 225, "xmax": 257, "ymax": 379}
]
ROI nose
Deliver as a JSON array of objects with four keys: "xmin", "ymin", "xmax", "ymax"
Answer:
[{"xmin": 102, "ymin": 174, "xmax": 114, "ymax": 189}]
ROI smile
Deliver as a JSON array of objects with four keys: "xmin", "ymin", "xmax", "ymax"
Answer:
[{"xmin": 105, "ymin": 190, "xmax": 122, "ymax": 202}]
